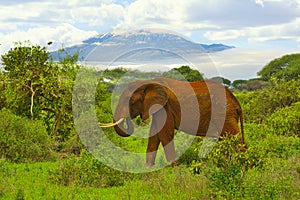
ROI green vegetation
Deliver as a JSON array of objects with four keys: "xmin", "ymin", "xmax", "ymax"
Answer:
[
  {"xmin": 0, "ymin": 109, "xmax": 56, "ymax": 163},
  {"xmin": 162, "ymin": 65, "xmax": 204, "ymax": 81},
  {"xmin": 258, "ymin": 53, "xmax": 300, "ymax": 81},
  {"xmin": 0, "ymin": 43, "xmax": 299, "ymax": 199}
]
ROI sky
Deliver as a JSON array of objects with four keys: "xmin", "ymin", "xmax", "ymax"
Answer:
[{"xmin": 1, "ymin": 0, "xmax": 300, "ymax": 80}]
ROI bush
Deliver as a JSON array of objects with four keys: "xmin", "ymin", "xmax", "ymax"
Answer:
[
  {"xmin": 189, "ymin": 121, "xmax": 300, "ymax": 199},
  {"xmin": 236, "ymin": 79, "xmax": 300, "ymax": 123},
  {"xmin": 50, "ymin": 149, "xmax": 135, "ymax": 188},
  {"xmin": 267, "ymin": 102, "xmax": 300, "ymax": 137},
  {"xmin": 177, "ymin": 137, "xmax": 204, "ymax": 166},
  {"xmin": 190, "ymin": 134, "xmax": 270, "ymax": 199},
  {"xmin": 0, "ymin": 109, "xmax": 55, "ymax": 162}
]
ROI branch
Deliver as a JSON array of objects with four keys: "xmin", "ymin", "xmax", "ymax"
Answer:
[{"xmin": 30, "ymin": 82, "xmax": 35, "ymax": 118}]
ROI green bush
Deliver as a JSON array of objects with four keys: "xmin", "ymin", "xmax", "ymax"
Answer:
[
  {"xmin": 190, "ymin": 134, "xmax": 270, "ymax": 199},
  {"xmin": 236, "ymin": 79, "xmax": 300, "ymax": 123},
  {"xmin": 177, "ymin": 137, "xmax": 204, "ymax": 166},
  {"xmin": 50, "ymin": 149, "xmax": 135, "ymax": 188},
  {"xmin": 0, "ymin": 109, "xmax": 55, "ymax": 162},
  {"xmin": 190, "ymin": 132, "xmax": 300, "ymax": 199},
  {"xmin": 267, "ymin": 102, "xmax": 300, "ymax": 137}
]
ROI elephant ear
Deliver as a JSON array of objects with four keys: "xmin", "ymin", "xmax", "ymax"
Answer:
[{"xmin": 142, "ymin": 83, "xmax": 168, "ymax": 120}]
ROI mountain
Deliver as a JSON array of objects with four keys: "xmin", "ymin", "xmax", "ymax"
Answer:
[{"xmin": 51, "ymin": 30, "xmax": 234, "ymax": 65}]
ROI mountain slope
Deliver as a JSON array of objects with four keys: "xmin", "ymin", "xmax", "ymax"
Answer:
[{"xmin": 51, "ymin": 30, "xmax": 234, "ymax": 64}]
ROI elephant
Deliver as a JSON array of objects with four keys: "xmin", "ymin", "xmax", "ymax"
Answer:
[{"xmin": 100, "ymin": 77, "xmax": 245, "ymax": 167}]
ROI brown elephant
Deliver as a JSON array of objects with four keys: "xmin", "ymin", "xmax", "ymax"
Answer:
[{"xmin": 100, "ymin": 77, "xmax": 245, "ymax": 167}]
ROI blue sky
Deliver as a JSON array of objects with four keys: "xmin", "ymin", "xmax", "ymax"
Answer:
[{"xmin": 0, "ymin": 0, "xmax": 299, "ymax": 79}]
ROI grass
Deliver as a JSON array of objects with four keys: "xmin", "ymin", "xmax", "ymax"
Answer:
[
  {"xmin": 0, "ymin": 161, "xmax": 209, "ymax": 200},
  {"xmin": 1, "ymin": 154, "xmax": 299, "ymax": 199},
  {"xmin": 1, "ymin": 123, "xmax": 300, "ymax": 200}
]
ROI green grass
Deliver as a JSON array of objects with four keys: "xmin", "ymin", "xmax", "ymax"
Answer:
[
  {"xmin": 0, "ymin": 161, "xmax": 209, "ymax": 200},
  {"xmin": 1, "ymin": 123, "xmax": 300, "ymax": 200}
]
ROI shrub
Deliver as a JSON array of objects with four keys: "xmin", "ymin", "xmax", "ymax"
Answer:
[
  {"xmin": 236, "ymin": 79, "xmax": 300, "ymax": 123},
  {"xmin": 0, "ymin": 109, "xmax": 55, "ymax": 162},
  {"xmin": 190, "ymin": 134, "xmax": 270, "ymax": 199},
  {"xmin": 177, "ymin": 137, "xmax": 204, "ymax": 166},
  {"xmin": 267, "ymin": 102, "xmax": 300, "ymax": 137},
  {"xmin": 50, "ymin": 149, "xmax": 135, "ymax": 188}
]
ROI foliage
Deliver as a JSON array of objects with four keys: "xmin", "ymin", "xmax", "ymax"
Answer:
[
  {"xmin": 1, "ymin": 42, "xmax": 49, "ymax": 117},
  {"xmin": 258, "ymin": 53, "xmax": 300, "ymax": 81},
  {"xmin": 1, "ymin": 41, "xmax": 49, "ymax": 79},
  {"xmin": 236, "ymin": 79, "xmax": 300, "ymax": 123},
  {"xmin": 0, "ymin": 72, "xmax": 8, "ymax": 109},
  {"xmin": 176, "ymin": 137, "xmax": 204, "ymax": 166},
  {"xmin": 55, "ymin": 47, "xmax": 79, "ymax": 65},
  {"xmin": 209, "ymin": 76, "xmax": 231, "ymax": 87},
  {"xmin": 102, "ymin": 67, "xmax": 129, "ymax": 82},
  {"xmin": 190, "ymin": 125, "xmax": 300, "ymax": 199},
  {"xmin": 0, "ymin": 109, "xmax": 55, "ymax": 163},
  {"xmin": 50, "ymin": 149, "xmax": 134, "ymax": 188},
  {"xmin": 232, "ymin": 79, "xmax": 248, "ymax": 90},
  {"xmin": 242, "ymin": 79, "xmax": 269, "ymax": 91},
  {"xmin": 266, "ymin": 102, "xmax": 300, "ymax": 137},
  {"xmin": 162, "ymin": 65, "xmax": 204, "ymax": 81},
  {"xmin": 1, "ymin": 42, "xmax": 80, "ymax": 145},
  {"xmin": 232, "ymin": 78, "xmax": 269, "ymax": 91}
]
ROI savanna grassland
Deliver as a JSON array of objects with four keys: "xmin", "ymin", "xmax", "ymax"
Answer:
[{"xmin": 0, "ymin": 43, "xmax": 299, "ymax": 199}]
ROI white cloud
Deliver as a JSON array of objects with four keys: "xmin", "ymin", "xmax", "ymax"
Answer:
[
  {"xmin": 204, "ymin": 17, "xmax": 300, "ymax": 43},
  {"xmin": 115, "ymin": 0, "xmax": 224, "ymax": 34},
  {"xmin": 0, "ymin": 24, "xmax": 97, "ymax": 54},
  {"xmin": 1, "ymin": 0, "xmax": 300, "ymax": 54},
  {"xmin": 67, "ymin": 3, "xmax": 124, "ymax": 27},
  {"xmin": 0, "ymin": 0, "xmax": 124, "ymax": 53},
  {"xmin": 0, "ymin": 1, "xmax": 124, "ymax": 30},
  {"xmin": 209, "ymin": 48, "xmax": 299, "ymax": 80},
  {"xmin": 113, "ymin": 0, "xmax": 300, "ymax": 46},
  {"xmin": 255, "ymin": 0, "xmax": 265, "ymax": 7}
]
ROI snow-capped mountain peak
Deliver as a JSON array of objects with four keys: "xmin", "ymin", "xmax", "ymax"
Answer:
[{"xmin": 51, "ymin": 30, "xmax": 234, "ymax": 64}]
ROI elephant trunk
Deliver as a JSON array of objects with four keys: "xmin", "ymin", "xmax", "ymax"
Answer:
[{"xmin": 114, "ymin": 117, "xmax": 134, "ymax": 137}]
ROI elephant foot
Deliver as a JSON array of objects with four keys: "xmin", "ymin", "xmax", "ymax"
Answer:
[{"xmin": 145, "ymin": 162, "xmax": 155, "ymax": 168}]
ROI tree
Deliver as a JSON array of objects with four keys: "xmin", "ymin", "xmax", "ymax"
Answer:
[
  {"xmin": 241, "ymin": 80, "xmax": 269, "ymax": 91},
  {"xmin": 1, "ymin": 41, "xmax": 50, "ymax": 118},
  {"xmin": 162, "ymin": 65, "xmax": 204, "ymax": 81},
  {"xmin": 257, "ymin": 53, "xmax": 300, "ymax": 81},
  {"xmin": 232, "ymin": 79, "xmax": 248, "ymax": 91},
  {"xmin": 210, "ymin": 76, "xmax": 231, "ymax": 87},
  {"xmin": 1, "ymin": 42, "xmax": 79, "ymax": 144}
]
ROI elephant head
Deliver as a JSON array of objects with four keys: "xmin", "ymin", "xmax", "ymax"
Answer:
[{"xmin": 100, "ymin": 80, "xmax": 169, "ymax": 137}]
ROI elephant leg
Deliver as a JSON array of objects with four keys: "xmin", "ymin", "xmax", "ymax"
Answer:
[
  {"xmin": 145, "ymin": 134, "xmax": 160, "ymax": 167},
  {"xmin": 158, "ymin": 130, "xmax": 177, "ymax": 166},
  {"xmin": 155, "ymin": 108, "xmax": 177, "ymax": 166}
]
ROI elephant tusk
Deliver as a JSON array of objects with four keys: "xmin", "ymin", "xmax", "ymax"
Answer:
[{"xmin": 99, "ymin": 118, "xmax": 124, "ymax": 128}]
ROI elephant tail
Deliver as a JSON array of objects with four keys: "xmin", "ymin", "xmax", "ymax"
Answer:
[{"xmin": 237, "ymin": 108, "xmax": 246, "ymax": 150}]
